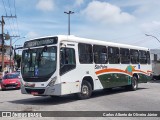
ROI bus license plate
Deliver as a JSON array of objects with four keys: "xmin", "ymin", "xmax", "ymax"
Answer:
[{"xmin": 31, "ymin": 92, "xmax": 38, "ymax": 95}]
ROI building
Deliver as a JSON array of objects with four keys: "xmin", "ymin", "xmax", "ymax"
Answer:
[
  {"xmin": 150, "ymin": 49, "xmax": 160, "ymax": 61},
  {"xmin": 0, "ymin": 45, "xmax": 14, "ymax": 72},
  {"xmin": 150, "ymin": 49, "xmax": 160, "ymax": 79}
]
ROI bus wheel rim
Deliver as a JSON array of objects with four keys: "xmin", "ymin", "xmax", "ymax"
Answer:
[
  {"xmin": 82, "ymin": 85, "xmax": 89, "ymax": 95},
  {"xmin": 133, "ymin": 79, "xmax": 137, "ymax": 88}
]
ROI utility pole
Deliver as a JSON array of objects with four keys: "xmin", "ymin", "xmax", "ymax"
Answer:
[
  {"xmin": 1, "ymin": 16, "xmax": 5, "ymax": 73},
  {"xmin": 9, "ymin": 35, "xmax": 20, "ymax": 72},
  {"xmin": 1, "ymin": 15, "xmax": 16, "ymax": 73},
  {"xmin": 64, "ymin": 11, "xmax": 74, "ymax": 35}
]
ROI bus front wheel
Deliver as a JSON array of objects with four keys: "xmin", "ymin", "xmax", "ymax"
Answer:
[{"xmin": 77, "ymin": 81, "xmax": 92, "ymax": 99}]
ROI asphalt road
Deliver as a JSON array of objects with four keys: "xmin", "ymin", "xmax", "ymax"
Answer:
[{"xmin": 0, "ymin": 81, "xmax": 160, "ymax": 120}]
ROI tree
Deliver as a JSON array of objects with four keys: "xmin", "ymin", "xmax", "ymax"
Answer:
[{"xmin": 15, "ymin": 54, "xmax": 21, "ymax": 68}]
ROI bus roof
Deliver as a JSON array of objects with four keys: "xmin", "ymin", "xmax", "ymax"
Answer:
[
  {"xmin": 25, "ymin": 35, "xmax": 149, "ymax": 51},
  {"xmin": 58, "ymin": 35, "xmax": 149, "ymax": 51}
]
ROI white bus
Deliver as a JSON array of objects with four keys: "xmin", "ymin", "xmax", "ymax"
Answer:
[{"xmin": 20, "ymin": 35, "xmax": 152, "ymax": 99}]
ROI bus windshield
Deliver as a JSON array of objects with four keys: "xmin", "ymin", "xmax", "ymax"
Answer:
[{"xmin": 21, "ymin": 46, "xmax": 57, "ymax": 78}]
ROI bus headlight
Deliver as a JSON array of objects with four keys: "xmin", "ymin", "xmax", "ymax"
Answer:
[{"xmin": 48, "ymin": 76, "xmax": 57, "ymax": 86}]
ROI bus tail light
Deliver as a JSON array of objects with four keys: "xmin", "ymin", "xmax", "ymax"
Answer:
[{"xmin": 48, "ymin": 76, "xmax": 57, "ymax": 86}]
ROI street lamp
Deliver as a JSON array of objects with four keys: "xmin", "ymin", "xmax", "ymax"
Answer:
[
  {"xmin": 12, "ymin": 37, "xmax": 25, "ymax": 45},
  {"xmin": 145, "ymin": 34, "xmax": 160, "ymax": 62},
  {"xmin": 145, "ymin": 34, "xmax": 160, "ymax": 43},
  {"xmin": 64, "ymin": 11, "xmax": 74, "ymax": 35}
]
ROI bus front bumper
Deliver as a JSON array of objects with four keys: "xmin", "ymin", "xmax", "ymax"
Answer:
[{"xmin": 21, "ymin": 84, "xmax": 61, "ymax": 96}]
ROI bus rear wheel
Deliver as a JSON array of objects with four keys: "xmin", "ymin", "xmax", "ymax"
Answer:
[
  {"xmin": 127, "ymin": 76, "xmax": 138, "ymax": 91},
  {"xmin": 77, "ymin": 81, "xmax": 92, "ymax": 100}
]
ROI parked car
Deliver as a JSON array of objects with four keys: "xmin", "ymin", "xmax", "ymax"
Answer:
[
  {"xmin": 1, "ymin": 73, "xmax": 21, "ymax": 90},
  {"xmin": 0, "ymin": 78, "xmax": 2, "ymax": 90},
  {"xmin": 0, "ymin": 77, "xmax": 2, "ymax": 83},
  {"xmin": 13, "ymin": 71, "xmax": 20, "ymax": 77},
  {"xmin": 0, "ymin": 73, "xmax": 3, "ymax": 83}
]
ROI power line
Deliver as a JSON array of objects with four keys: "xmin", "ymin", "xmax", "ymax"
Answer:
[
  {"xmin": 8, "ymin": 0, "xmax": 18, "ymax": 36},
  {"xmin": 111, "ymin": 26, "xmax": 160, "ymax": 44},
  {"xmin": 10, "ymin": 18, "xmax": 17, "ymax": 35},
  {"xmin": 2, "ymin": 0, "xmax": 13, "ymax": 35},
  {"xmin": 5, "ymin": 18, "xmax": 14, "ymax": 35},
  {"xmin": 14, "ymin": 0, "xmax": 20, "ymax": 36},
  {"xmin": 8, "ymin": 0, "xmax": 12, "ymax": 15},
  {"xmin": 15, "ymin": 17, "xmax": 20, "ymax": 36},
  {"xmin": 14, "ymin": 0, "xmax": 17, "ymax": 15},
  {"xmin": 2, "ymin": 0, "xmax": 7, "ymax": 15},
  {"xmin": 1, "ymin": 0, "xmax": 20, "ymax": 36},
  {"xmin": 4, "ymin": 17, "xmax": 16, "ymax": 36}
]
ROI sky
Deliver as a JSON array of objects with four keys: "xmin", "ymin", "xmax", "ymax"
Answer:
[{"xmin": 1, "ymin": 0, "xmax": 160, "ymax": 49}]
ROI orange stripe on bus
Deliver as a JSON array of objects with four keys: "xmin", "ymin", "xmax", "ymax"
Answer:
[
  {"xmin": 147, "ymin": 70, "xmax": 152, "ymax": 73},
  {"xmin": 133, "ymin": 70, "xmax": 148, "ymax": 75},
  {"xmin": 96, "ymin": 68, "xmax": 150, "ymax": 76},
  {"xmin": 96, "ymin": 68, "xmax": 132, "ymax": 76}
]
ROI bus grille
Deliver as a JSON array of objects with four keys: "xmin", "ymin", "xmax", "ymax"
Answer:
[{"xmin": 23, "ymin": 77, "xmax": 49, "ymax": 82}]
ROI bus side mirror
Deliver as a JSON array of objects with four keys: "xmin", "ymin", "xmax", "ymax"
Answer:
[{"xmin": 42, "ymin": 46, "xmax": 47, "ymax": 52}]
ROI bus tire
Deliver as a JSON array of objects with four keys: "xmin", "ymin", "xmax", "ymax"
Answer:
[
  {"xmin": 77, "ymin": 80, "xmax": 92, "ymax": 100},
  {"xmin": 127, "ymin": 76, "xmax": 138, "ymax": 91}
]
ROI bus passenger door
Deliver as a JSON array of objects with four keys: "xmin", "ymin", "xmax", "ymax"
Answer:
[
  {"xmin": 59, "ymin": 43, "xmax": 80, "ymax": 95},
  {"xmin": 60, "ymin": 47, "xmax": 76, "ymax": 75}
]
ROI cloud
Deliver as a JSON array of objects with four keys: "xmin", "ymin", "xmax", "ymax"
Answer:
[
  {"xmin": 36, "ymin": 0, "xmax": 55, "ymax": 12},
  {"xmin": 81, "ymin": 1, "xmax": 135, "ymax": 24},
  {"xmin": 74, "ymin": 0, "xmax": 84, "ymax": 6},
  {"xmin": 26, "ymin": 31, "xmax": 39, "ymax": 39},
  {"xmin": 141, "ymin": 21, "xmax": 160, "ymax": 32}
]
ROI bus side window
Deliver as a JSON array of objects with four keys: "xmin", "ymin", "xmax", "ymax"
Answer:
[
  {"xmin": 93, "ymin": 45, "xmax": 108, "ymax": 64},
  {"xmin": 139, "ymin": 50, "xmax": 147, "ymax": 64},
  {"xmin": 108, "ymin": 46, "xmax": 120, "ymax": 64},
  {"xmin": 78, "ymin": 43, "xmax": 93, "ymax": 64},
  {"xmin": 120, "ymin": 48, "xmax": 130, "ymax": 64},
  {"xmin": 130, "ymin": 49, "xmax": 139, "ymax": 64},
  {"xmin": 60, "ymin": 48, "xmax": 76, "ymax": 75},
  {"xmin": 146, "ymin": 51, "xmax": 151, "ymax": 64}
]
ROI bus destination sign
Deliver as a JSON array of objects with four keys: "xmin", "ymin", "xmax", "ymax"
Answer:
[{"xmin": 24, "ymin": 37, "xmax": 58, "ymax": 48}]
